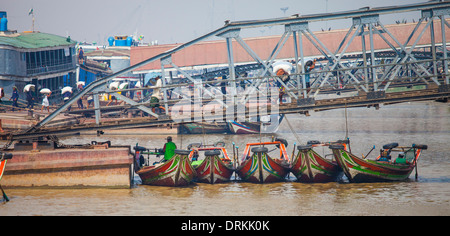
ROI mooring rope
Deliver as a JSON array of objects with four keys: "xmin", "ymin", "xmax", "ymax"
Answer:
[
  {"xmin": 284, "ymin": 115, "xmax": 301, "ymax": 144},
  {"xmin": 344, "ymin": 103, "xmax": 349, "ymax": 140}
]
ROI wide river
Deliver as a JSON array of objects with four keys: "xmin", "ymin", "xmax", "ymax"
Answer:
[{"xmin": 1, "ymin": 101, "xmax": 449, "ymax": 216}]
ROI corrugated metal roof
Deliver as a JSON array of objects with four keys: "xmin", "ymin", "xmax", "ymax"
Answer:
[{"xmin": 0, "ymin": 32, "xmax": 76, "ymax": 49}]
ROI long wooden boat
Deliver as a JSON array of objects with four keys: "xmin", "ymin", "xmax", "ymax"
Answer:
[
  {"xmin": 179, "ymin": 122, "xmax": 229, "ymax": 134},
  {"xmin": 291, "ymin": 140, "xmax": 345, "ymax": 183},
  {"xmin": 329, "ymin": 142, "xmax": 427, "ymax": 183},
  {"xmin": 227, "ymin": 115, "xmax": 284, "ymax": 134},
  {"xmin": 136, "ymin": 149, "xmax": 196, "ymax": 186},
  {"xmin": 237, "ymin": 139, "xmax": 290, "ymax": 183},
  {"xmin": 189, "ymin": 147, "xmax": 234, "ymax": 184}
]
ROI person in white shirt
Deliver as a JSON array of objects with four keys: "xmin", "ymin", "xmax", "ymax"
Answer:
[
  {"xmin": 149, "ymin": 76, "xmax": 163, "ymax": 113},
  {"xmin": 41, "ymin": 92, "xmax": 51, "ymax": 112}
]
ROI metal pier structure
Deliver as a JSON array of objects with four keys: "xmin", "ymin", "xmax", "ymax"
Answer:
[{"xmin": 3, "ymin": 1, "xmax": 450, "ymax": 140}]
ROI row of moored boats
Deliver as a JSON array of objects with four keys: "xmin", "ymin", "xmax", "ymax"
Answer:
[{"xmin": 133, "ymin": 138, "xmax": 428, "ymax": 186}]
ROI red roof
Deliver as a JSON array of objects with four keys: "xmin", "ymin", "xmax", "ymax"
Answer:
[{"xmin": 131, "ymin": 20, "xmax": 448, "ymax": 72}]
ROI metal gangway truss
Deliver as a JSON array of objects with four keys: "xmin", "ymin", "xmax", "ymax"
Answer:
[{"xmin": 11, "ymin": 1, "xmax": 450, "ymax": 139}]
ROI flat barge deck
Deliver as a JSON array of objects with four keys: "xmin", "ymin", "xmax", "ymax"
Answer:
[{"xmin": 1, "ymin": 141, "xmax": 133, "ymax": 188}]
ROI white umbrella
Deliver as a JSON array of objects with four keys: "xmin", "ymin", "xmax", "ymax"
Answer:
[
  {"xmin": 23, "ymin": 84, "xmax": 35, "ymax": 92},
  {"xmin": 109, "ymin": 81, "xmax": 120, "ymax": 90},
  {"xmin": 61, "ymin": 86, "xmax": 73, "ymax": 94},
  {"xmin": 40, "ymin": 88, "xmax": 51, "ymax": 94},
  {"xmin": 76, "ymin": 81, "xmax": 85, "ymax": 86}
]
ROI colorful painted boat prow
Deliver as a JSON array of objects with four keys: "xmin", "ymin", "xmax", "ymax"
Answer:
[
  {"xmin": 227, "ymin": 120, "xmax": 260, "ymax": 134},
  {"xmin": 137, "ymin": 149, "xmax": 196, "ymax": 186},
  {"xmin": 0, "ymin": 152, "xmax": 13, "ymax": 202},
  {"xmin": 190, "ymin": 147, "xmax": 235, "ymax": 184},
  {"xmin": 330, "ymin": 142, "xmax": 427, "ymax": 183},
  {"xmin": 237, "ymin": 139, "xmax": 290, "ymax": 183},
  {"xmin": 227, "ymin": 115, "xmax": 284, "ymax": 134},
  {"xmin": 291, "ymin": 140, "xmax": 346, "ymax": 183},
  {"xmin": 0, "ymin": 152, "xmax": 13, "ymax": 181}
]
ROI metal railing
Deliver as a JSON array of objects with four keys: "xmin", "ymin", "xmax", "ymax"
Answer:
[{"xmin": 26, "ymin": 62, "xmax": 75, "ymax": 76}]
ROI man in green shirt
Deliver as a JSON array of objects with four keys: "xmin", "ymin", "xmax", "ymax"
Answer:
[{"xmin": 162, "ymin": 136, "xmax": 177, "ymax": 161}]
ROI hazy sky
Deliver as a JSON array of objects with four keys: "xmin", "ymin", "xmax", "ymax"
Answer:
[{"xmin": 3, "ymin": 0, "xmax": 426, "ymax": 45}]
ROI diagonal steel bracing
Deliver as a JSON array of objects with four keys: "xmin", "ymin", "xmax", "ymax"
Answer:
[
  {"xmin": 21, "ymin": 1, "xmax": 450, "ymax": 136},
  {"xmin": 300, "ymin": 26, "xmax": 368, "ymax": 97},
  {"xmin": 309, "ymin": 23, "xmax": 367, "ymax": 96},
  {"xmin": 238, "ymin": 30, "xmax": 295, "ymax": 104}
]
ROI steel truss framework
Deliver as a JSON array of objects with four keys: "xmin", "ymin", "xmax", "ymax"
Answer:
[{"xmin": 26, "ymin": 1, "xmax": 450, "ymax": 134}]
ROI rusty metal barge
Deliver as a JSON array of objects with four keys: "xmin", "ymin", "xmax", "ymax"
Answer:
[{"xmin": 1, "ymin": 138, "xmax": 133, "ymax": 188}]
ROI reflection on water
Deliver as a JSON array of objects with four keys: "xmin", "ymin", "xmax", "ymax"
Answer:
[
  {"xmin": 1, "ymin": 101, "xmax": 449, "ymax": 215},
  {"xmin": 2, "ymin": 180, "xmax": 448, "ymax": 216}
]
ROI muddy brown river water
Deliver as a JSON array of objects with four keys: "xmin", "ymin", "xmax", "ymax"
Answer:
[{"xmin": 1, "ymin": 101, "xmax": 449, "ymax": 216}]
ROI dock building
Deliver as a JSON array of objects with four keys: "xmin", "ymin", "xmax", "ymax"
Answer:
[{"xmin": 0, "ymin": 11, "xmax": 77, "ymax": 102}]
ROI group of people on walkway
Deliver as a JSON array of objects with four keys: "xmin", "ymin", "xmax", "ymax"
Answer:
[
  {"xmin": 1, "ymin": 58, "xmax": 317, "ymax": 115},
  {"xmin": 3, "ymin": 85, "xmax": 73, "ymax": 114}
]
